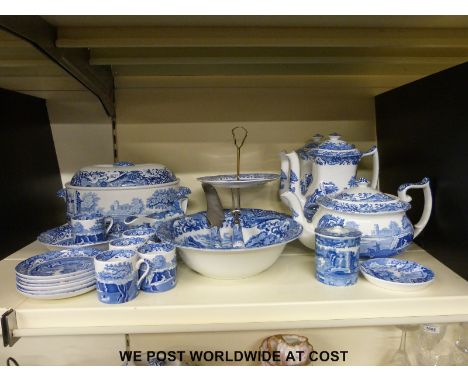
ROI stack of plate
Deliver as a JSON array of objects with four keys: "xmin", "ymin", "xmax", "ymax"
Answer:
[{"xmin": 15, "ymin": 248, "xmax": 102, "ymax": 299}]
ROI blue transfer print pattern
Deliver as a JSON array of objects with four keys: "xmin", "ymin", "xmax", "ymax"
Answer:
[
  {"xmin": 315, "ymin": 228, "xmax": 361, "ymax": 287},
  {"xmin": 360, "ymin": 258, "xmax": 434, "ymax": 284},
  {"xmin": 156, "ymin": 209, "xmax": 302, "ymax": 250},
  {"xmin": 288, "ymin": 170, "xmax": 299, "ymax": 193},
  {"xmin": 70, "ymin": 166, "xmax": 177, "ymax": 187}
]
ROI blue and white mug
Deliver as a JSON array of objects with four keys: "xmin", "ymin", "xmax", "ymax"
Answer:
[
  {"xmin": 314, "ymin": 226, "xmax": 361, "ymax": 287},
  {"xmin": 136, "ymin": 242, "xmax": 177, "ymax": 293},
  {"xmin": 94, "ymin": 249, "xmax": 149, "ymax": 304},
  {"xmin": 71, "ymin": 213, "xmax": 113, "ymax": 244}
]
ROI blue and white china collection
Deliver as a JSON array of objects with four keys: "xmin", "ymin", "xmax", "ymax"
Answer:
[
  {"xmin": 315, "ymin": 226, "xmax": 361, "ymax": 286},
  {"xmin": 23, "ymin": 132, "xmax": 435, "ymax": 299},
  {"xmin": 136, "ymin": 242, "xmax": 177, "ymax": 293}
]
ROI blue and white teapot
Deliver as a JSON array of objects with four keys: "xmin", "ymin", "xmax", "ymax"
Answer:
[
  {"xmin": 282, "ymin": 177, "xmax": 432, "ymax": 258},
  {"xmin": 280, "ymin": 133, "xmax": 379, "ymax": 220}
]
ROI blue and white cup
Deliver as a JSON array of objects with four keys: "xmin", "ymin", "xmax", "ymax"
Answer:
[
  {"xmin": 136, "ymin": 242, "xmax": 177, "ymax": 293},
  {"xmin": 94, "ymin": 250, "xmax": 149, "ymax": 304},
  {"xmin": 314, "ymin": 226, "xmax": 362, "ymax": 287},
  {"xmin": 109, "ymin": 237, "xmax": 147, "ymax": 251},
  {"xmin": 71, "ymin": 213, "xmax": 113, "ymax": 244},
  {"xmin": 123, "ymin": 227, "xmax": 157, "ymax": 242}
]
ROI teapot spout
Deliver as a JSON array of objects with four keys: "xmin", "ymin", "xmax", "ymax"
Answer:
[{"xmin": 280, "ymin": 191, "xmax": 316, "ymax": 250}]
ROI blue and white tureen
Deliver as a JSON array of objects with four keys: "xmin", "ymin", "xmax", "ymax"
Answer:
[
  {"xmin": 58, "ymin": 162, "xmax": 191, "ymax": 235},
  {"xmin": 283, "ymin": 177, "xmax": 432, "ymax": 258}
]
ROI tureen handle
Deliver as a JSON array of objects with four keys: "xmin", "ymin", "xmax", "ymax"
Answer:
[
  {"xmin": 361, "ymin": 145, "xmax": 379, "ymax": 189},
  {"xmin": 397, "ymin": 177, "xmax": 432, "ymax": 238},
  {"xmin": 56, "ymin": 188, "xmax": 67, "ymax": 200}
]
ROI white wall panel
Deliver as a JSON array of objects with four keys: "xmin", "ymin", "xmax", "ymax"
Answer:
[{"xmin": 47, "ymin": 99, "xmax": 114, "ymax": 185}]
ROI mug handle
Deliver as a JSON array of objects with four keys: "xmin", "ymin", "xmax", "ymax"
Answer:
[
  {"xmin": 104, "ymin": 217, "xmax": 114, "ymax": 234},
  {"xmin": 135, "ymin": 259, "xmax": 150, "ymax": 288}
]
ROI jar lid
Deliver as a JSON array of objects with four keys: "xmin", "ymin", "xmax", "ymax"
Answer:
[
  {"xmin": 70, "ymin": 162, "xmax": 177, "ymax": 187},
  {"xmin": 315, "ymin": 225, "xmax": 362, "ymax": 238},
  {"xmin": 317, "ymin": 178, "xmax": 410, "ymax": 214}
]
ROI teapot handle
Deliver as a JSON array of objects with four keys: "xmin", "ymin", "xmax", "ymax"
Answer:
[
  {"xmin": 397, "ymin": 177, "xmax": 432, "ymax": 238},
  {"xmin": 361, "ymin": 145, "xmax": 379, "ymax": 189}
]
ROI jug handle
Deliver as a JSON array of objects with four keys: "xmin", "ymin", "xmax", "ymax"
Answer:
[
  {"xmin": 397, "ymin": 177, "xmax": 432, "ymax": 238},
  {"xmin": 361, "ymin": 145, "xmax": 379, "ymax": 189},
  {"xmin": 279, "ymin": 151, "xmax": 290, "ymax": 195}
]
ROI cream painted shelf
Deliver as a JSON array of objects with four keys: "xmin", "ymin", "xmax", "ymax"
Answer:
[{"xmin": 1, "ymin": 241, "xmax": 468, "ymax": 339}]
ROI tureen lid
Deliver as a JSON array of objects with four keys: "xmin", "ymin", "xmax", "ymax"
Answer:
[
  {"xmin": 70, "ymin": 162, "xmax": 177, "ymax": 187},
  {"xmin": 317, "ymin": 178, "xmax": 411, "ymax": 214},
  {"xmin": 312, "ymin": 133, "xmax": 361, "ymax": 159}
]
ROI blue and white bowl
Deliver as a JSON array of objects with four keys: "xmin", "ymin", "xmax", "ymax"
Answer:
[
  {"xmin": 360, "ymin": 258, "xmax": 435, "ymax": 292},
  {"xmin": 156, "ymin": 209, "xmax": 302, "ymax": 279}
]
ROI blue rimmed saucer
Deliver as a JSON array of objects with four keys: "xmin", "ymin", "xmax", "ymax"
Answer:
[
  {"xmin": 38, "ymin": 224, "xmax": 109, "ymax": 251},
  {"xmin": 360, "ymin": 258, "xmax": 435, "ymax": 292},
  {"xmin": 16, "ymin": 248, "xmax": 101, "ymax": 279}
]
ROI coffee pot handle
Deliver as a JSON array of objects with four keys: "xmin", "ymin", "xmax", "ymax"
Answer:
[
  {"xmin": 397, "ymin": 177, "xmax": 432, "ymax": 238},
  {"xmin": 104, "ymin": 217, "xmax": 114, "ymax": 234},
  {"xmin": 136, "ymin": 259, "xmax": 151, "ymax": 288},
  {"xmin": 361, "ymin": 145, "xmax": 379, "ymax": 189}
]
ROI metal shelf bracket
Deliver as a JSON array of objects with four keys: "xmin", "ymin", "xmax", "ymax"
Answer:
[{"xmin": 1, "ymin": 309, "xmax": 19, "ymax": 347}]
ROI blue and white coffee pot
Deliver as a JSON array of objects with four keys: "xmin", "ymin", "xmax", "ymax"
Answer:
[{"xmin": 280, "ymin": 134, "xmax": 379, "ymax": 219}]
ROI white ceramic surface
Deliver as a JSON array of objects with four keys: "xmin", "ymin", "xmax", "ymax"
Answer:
[{"xmin": 177, "ymin": 242, "xmax": 289, "ymax": 279}]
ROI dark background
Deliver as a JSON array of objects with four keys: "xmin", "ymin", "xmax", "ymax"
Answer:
[
  {"xmin": 376, "ymin": 61, "xmax": 468, "ymax": 280},
  {"xmin": 0, "ymin": 88, "xmax": 64, "ymax": 260}
]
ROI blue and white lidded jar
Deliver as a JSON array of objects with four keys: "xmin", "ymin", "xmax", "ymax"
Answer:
[{"xmin": 314, "ymin": 226, "xmax": 362, "ymax": 286}]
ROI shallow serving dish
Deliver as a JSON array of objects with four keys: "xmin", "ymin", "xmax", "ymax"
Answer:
[
  {"xmin": 359, "ymin": 258, "xmax": 435, "ymax": 292},
  {"xmin": 156, "ymin": 209, "xmax": 302, "ymax": 279}
]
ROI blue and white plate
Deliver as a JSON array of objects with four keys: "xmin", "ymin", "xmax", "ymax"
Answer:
[
  {"xmin": 16, "ymin": 275, "xmax": 95, "ymax": 291},
  {"xmin": 16, "ymin": 284, "xmax": 96, "ymax": 300},
  {"xmin": 16, "ymin": 269, "xmax": 95, "ymax": 285},
  {"xmin": 16, "ymin": 248, "xmax": 102, "ymax": 280},
  {"xmin": 360, "ymin": 258, "xmax": 435, "ymax": 292},
  {"xmin": 38, "ymin": 224, "xmax": 109, "ymax": 251},
  {"xmin": 197, "ymin": 173, "xmax": 279, "ymax": 188}
]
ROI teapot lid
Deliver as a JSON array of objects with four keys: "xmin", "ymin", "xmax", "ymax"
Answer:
[
  {"xmin": 316, "ymin": 178, "xmax": 411, "ymax": 214},
  {"xmin": 69, "ymin": 162, "xmax": 177, "ymax": 188}
]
